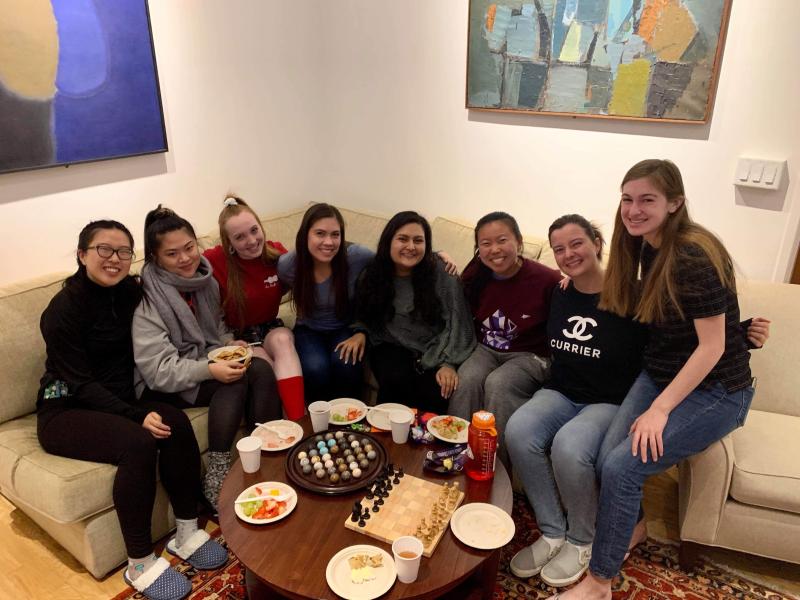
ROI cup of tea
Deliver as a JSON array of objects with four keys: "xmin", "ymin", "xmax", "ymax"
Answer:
[
  {"xmin": 308, "ymin": 400, "xmax": 331, "ymax": 433},
  {"xmin": 392, "ymin": 535, "xmax": 424, "ymax": 583},
  {"xmin": 236, "ymin": 436, "xmax": 263, "ymax": 473}
]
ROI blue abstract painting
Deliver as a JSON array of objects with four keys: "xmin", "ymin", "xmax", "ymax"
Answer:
[{"xmin": 0, "ymin": 0, "xmax": 167, "ymax": 174}]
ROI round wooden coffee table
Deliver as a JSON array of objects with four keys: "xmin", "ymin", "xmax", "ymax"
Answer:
[{"xmin": 219, "ymin": 417, "xmax": 513, "ymax": 599}]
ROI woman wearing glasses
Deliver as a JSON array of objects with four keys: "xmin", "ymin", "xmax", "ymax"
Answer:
[{"xmin": 37, "ymin": 221, "xmax": 225, "ymax": 600}]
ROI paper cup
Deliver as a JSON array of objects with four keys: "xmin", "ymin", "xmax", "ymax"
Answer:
[
  {"xmin": 392, "ymin": 535, "xmax": 424, "ymax": 583},
  {"xmin": 390, "ymin": 410, "xmax": 413, "ymax": 444},
  {"xmin": 236, "ymin": 436, "xmax": 263, "ymax": 473},
  {"xmin": 308, "ymin": 400, "xmax": 331, "ymax": 433}
]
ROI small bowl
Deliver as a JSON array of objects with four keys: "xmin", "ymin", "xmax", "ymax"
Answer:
[{"xmin": 208, "ymin": 345, "xmax": 253, "ymax": 366}]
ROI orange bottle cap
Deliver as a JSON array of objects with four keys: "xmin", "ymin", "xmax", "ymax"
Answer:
[{"xmin": 471, "ymin": 410, "xmax": 496, "ymax": 433}]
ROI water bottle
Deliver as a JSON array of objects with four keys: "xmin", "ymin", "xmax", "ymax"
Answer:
[{"xmin": 465, "ymin": 411, "xmax": 497, "ymax": 481}]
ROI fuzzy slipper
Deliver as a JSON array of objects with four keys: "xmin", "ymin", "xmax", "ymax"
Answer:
[
  {"xmin": 166, "ymin": 529, "xmax": 228, "ymax": 570},
  {"xmin": 122, "ymin": 557, "xmax": 191, "ymax": 600}
]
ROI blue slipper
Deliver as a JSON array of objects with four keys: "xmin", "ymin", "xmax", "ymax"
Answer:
[
  {"xmin": 122, "ymin": 557, "xmax": 191, "ymax": 600},
  {"xmin": 166, "ymin": 529, "xmax": 228, "ymax": 570}
]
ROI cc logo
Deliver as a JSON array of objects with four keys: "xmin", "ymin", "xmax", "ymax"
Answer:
[{"xmin": 562, "ymin": 316, "xmax": 597, "ymax": 341}]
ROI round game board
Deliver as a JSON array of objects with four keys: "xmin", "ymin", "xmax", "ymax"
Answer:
[{"xmin": 285, "ymin": 430, "xmax": 388, "ymax": 496}]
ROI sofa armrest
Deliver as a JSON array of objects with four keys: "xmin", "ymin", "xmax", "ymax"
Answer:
[{"xmin": 678, "ymin": 434, "xmax": 735, "ymax": 544}]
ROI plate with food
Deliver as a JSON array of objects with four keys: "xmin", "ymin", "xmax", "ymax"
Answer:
[
  {"xmin": 450, "ymin": 502, "xmax": 515, "ymax": 550},
  {"xmin": 252, "ymin": 419, "xmax": 303, "ymax": 451},
  {"xmin": 427, "ymin": 415, "xmax": 469, "ymax": 444},
  {"xmin": 234, "ymin": 481, "xmax": 297, "ymax": 524},
  {"xmin": 326, "ymin": 544, "xmax": 396, "ymax": 600},
  {"xmin": 208, "ymin": 345, "xmax": 252, "ymax": 366},
  {"xmin": 366, "ymin": 403, "xmax": 413, "ymax": 431},
  {"xmin": 329, "ymin": 398, "xmax": 368, "ymax": 425}
]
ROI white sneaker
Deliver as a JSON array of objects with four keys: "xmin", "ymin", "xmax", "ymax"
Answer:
[
  {"xmin": 540, "ymin": 541, "xmax": 591, "ymax": 587},
  {"xmin": 509, "ymin": 536, "xmax": 564, "ymax": 578}
]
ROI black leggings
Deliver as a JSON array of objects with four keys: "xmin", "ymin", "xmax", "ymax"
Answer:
[
  {"xmin": 369, "ymin": 343, "xmax": 445, "ymax": 414},
  {"xmin": 160, "ymin": 357, "xmax": 282, "ymax": 451},
  {"xmin": 37, "ymin": 401, "xmax": 199, "ymax": 558}
]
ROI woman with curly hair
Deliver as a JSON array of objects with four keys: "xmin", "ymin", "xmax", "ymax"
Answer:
[{"xmin": 356, "ymin": 211, "xmax": 475, "ymax": 412}]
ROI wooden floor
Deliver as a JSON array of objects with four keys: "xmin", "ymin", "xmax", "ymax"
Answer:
[{"xmin": 2, "ymin": 468, "xmax": 799, "ymax": 599}]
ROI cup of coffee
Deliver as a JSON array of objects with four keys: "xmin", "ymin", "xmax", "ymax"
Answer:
[
  {"xmin": 392, "ymin": 535, "xmax": 424, "ymax": 583},
  {"xmin": 389, "ymin": 410, "xmax": 413, "ymax": 444},
  {"xmin": 308, "ymin": 400, "xmax": 331, "ymax": 433},
  {"xmin": 236, "ymin": 436, "xmax": 263, "ymax": 473}
]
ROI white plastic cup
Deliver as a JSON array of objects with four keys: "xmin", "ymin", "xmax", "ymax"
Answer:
[
  {"xmin": 390, "ymin": 410, "xmax": 413, "ymax": 444},
  {"xmin": 392, "ymin": 535, "xmax": 424, "ymax": 583},
  {"xmin": 236, "ymin": 436, "xmax": 263, "ymax": 473},
  {"xmin": 308, "ymin": 400, "xmax": 331, "ymax": 433}
]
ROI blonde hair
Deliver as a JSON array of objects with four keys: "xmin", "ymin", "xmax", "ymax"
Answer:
[
  {"xmin": 218, "ymin": 195, "xmax": 282, "ymax": 325},
  {"xmin": 599, "ymin": 160, "xmax": 735, "ymax": 323}
]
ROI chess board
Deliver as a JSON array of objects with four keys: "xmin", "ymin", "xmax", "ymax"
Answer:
[{"xmin": 343, "ymin": 474, "xmax": 464, "ymax": 557}]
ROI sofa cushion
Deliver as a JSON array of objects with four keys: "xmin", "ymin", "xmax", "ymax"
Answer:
[
  {"xmin": 729, "ymin": 409, "xmax": 800, "ymax": 513},
  {"xmin": 0, "ymin": 408, "xmax": 210, "ymax": 523}
]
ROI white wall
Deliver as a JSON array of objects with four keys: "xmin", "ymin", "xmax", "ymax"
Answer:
[
  {"xmin": 312, "ymin": 1, "xmax": 800, "ymax": 282},
  {"xmin": 0, "ymin": 1, "xmax": 323, "ymax": 285},
  {"xmin": 2, "ymin": 1, "xmax": 798, "ymax": 286}
]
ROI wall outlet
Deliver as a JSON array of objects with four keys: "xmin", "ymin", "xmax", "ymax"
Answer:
[{"xmin": 734, "ymin": 158, "xmax": 786, "ymax": 190}]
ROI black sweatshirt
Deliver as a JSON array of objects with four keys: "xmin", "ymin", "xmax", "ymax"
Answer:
[{"xmin": 37, "ymin": 269, "xmax": 148, "ymax": 424}]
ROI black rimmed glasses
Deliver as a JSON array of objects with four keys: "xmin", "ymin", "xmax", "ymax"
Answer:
[{"xmin": 86, "ymin": 245, "xmax": 135, "ymax": 261}]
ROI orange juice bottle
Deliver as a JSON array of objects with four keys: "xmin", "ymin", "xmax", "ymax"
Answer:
[{"xmin": 465, "ymin": 411, "xmax": 497, "ymax": 481}]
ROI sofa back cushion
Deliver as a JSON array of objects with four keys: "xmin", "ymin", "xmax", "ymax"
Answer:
[
  {"xmin": 737, "ymin": 280, "xmax": 800, "ymax": 417},
  {"xmin": 0, "ymin": 273, "xmax": 71, "ymax": 424}
]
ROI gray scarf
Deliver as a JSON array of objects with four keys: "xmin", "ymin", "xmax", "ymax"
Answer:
[{"xmin": 140, "ymin": 256, "xmax": 225, "ymax": 367}]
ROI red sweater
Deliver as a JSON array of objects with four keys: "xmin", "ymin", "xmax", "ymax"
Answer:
[
  {"xmin": 204, "ymin": 242, "xmax": 288, "ymax": 330},
  {"xmin": 463, "ymin": 258, "xmax": 561, "ymax": 356}
]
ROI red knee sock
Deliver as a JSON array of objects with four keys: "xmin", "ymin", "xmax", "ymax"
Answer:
[{"xmin": 277, "ymin": 376, "xmax": 305, "ymax": 420}]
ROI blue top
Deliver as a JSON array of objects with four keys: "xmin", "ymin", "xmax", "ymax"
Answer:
[{"xmin": 278, "ymin": 243, "xmax": 374, "ymax": 331}]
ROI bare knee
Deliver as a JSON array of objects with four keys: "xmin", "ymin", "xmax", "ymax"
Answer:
[{"xmin": 264, "ymin": 327, "xmax": 295, "ymax": 355}]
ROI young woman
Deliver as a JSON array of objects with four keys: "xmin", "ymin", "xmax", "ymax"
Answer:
[
  {"xmin": 448, "ymin": 212, "xmax": 563, "ymax": 458},
  {"xmin": 133, "ymin": 207, "xmax": 282, "ymax": 511},
  {"xmin": 355, "ymin": 211, "xmax": 476, "ymax": 412},
  {"xmin": 37, "ymin": 221, "xmax": 225, "ymax": 600},
  {"xmin": 506, "ymin": 215, "xmax": 647, "ymax": 587},
  {"xmin": 555, "ymin": 160, "xmax": 758, "ymax": 600},
  {"xmin": 204, "ymin": 195, "xmax": 305, "ymax": 419},
  {"xmin": 277, "ymin": 203, "xmax": 373, "ymax": 402}
]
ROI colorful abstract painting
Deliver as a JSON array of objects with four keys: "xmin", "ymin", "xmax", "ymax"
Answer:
[
  {"xmin": 0, "ymin": 0, "xmax": 167, "ymax": 174},
  {"xmin": 467, "ymin": 0, "xmax": 731, "ymax": 122}
]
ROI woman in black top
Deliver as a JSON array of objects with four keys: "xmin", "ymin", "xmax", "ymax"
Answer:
[{"xmin": 37, "ymin": 221, "xmax": 225, "ymax": 600}]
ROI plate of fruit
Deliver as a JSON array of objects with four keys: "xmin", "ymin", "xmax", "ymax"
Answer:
[
  {"xmin": 234, "ymin": 481, "xmax": 297, "ymax": 524},
  {"xmin": 329, "ymin": 398, "xmax": 368, "ymax": 425}
]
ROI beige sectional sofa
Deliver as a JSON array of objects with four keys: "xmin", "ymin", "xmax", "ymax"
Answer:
[{"xmin": 1, "ymin": 204, "xmax": 795, "ymax": 580}]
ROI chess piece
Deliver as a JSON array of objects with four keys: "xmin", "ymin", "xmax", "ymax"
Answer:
[
  {"xmin": 397, "ymin": 467, "xmax": 405, "ymax": 478},
  {"xmin": 358, "ymin": 518, "xmax": 366, "ymax": 527},
  {"xmin": 372, "ymin": 504, "xmax": 380, "ymax": 513},
  {"xmin": 386, "ymin": 481, "xmax": 393, "ymax": 492},
  {"xmin": 392, "ymin": 475, "xmax": 400, "ymax": 485},
  {"xmin": 365, "ymin": 487, "xmax": 374, "ymax": 500},
  {"xmin": 362, "ymin": 509, "xmax": 371, "ymax": 520}
]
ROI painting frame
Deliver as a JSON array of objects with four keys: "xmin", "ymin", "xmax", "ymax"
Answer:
[
  {"xmin": 465, "ymin": 0, "xmax": 732, "ymax": 124},
  {"xmin": 0, "ymin": 0, "xmax": 168, "ymax": 175}
]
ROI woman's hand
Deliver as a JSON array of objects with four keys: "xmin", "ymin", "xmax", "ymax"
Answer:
[
  {"xmin": 335, "ymin": 333, "xmax": 366, "ymax": 365},
  {"xmin": 208, "ymin": 360, "xmax": 246, "ymax": 383},
  {"xmin": 747, "ymin": 317, "xmax": 771, "ymax": 348},
  {"xmin": 629, "ymin": 405, "xmax": 669, "ymax": 463},
  {"xmin": 436, "ymin": 251, "xmax": 459, "ymax": 275},
  {"xmin": 436, "ymin": 365, "xmax": 458, "ymax": 398},
  {"xmin": 558, "ymin": 275, "xmax": 571, "ymax": 290},
  {"xmin": 142, "ymin": 411, "xmax": 171, "ymax": 439}
]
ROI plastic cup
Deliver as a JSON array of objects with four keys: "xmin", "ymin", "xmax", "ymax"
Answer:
[
  {"xmin": 390, "ymin": 410, "xmax": 413, "ymax": 444},
  {"xmin": 236, "ymin": 436, "xmax": 262, "ymax": 473},
  {"xmin": 392, "ymin": 535, "xmax": 424, "ymax": 583},
  {"xmin": 308, "ymin": 400, "xmax": 331, "ymax": 433}
]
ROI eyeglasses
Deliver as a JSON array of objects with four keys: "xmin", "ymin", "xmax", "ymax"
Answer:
[{"xmin": 86, "ymin": 245, "xmax": 135, "ymax": 261}]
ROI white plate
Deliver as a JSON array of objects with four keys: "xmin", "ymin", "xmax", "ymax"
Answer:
[
  {"xmin": 329, "ymin": 398, "xmax": 368, "ymax": 425},
  {"xmin": 251, "ymin": 420, "xmax": 303, "ymax": 452},
  {"xmin": 450, "ymin": 503, "xmax": 515, "ymax": 550},
  {"xmin": 234, "ymin": 481, "xmax": 297, "ymax": 525},
  {"xmin": 326, "ymin": 544, "xmax": 396, "ymax": 600},
  {"xmin": 207, "ymin": 345, "xmax": 253, "ymax": 363},
  {"xmin": 366, "ymin": 403, "xmax": 413, "ymax": 431},
  {"xmin": 426, "ymin": 415, "xmax": 469, "ymax": 444}
]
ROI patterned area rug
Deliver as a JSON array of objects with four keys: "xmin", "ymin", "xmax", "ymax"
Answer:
[{"xmin": 112, "ymin": 496, "xmax": 794, "ymax": 599}]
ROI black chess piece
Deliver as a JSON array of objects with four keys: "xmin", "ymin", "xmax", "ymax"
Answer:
[
  {"xmin": 362, "ymin": 509, "xmax": 371, "ymax": 520},
  {"xmin": 358, "ymin": 518, "xmax": 366, "ymax": 527},
  {"xmin": 392, "ymin": 475, "xmax": 400, "ymax": 485},
  {"xmin": 397, "ymin": 467, "xmax": 405, "ymax": 478},
  {"xmin": 376, "ymin": 497, "xmax": 384, "ymax": 506},
  {"xmin": 351, "ymin": 501, "xmax": 361, "ymax": 522},
  {"xmin": 365, "ymin": 487, "xmax": 374, "ymax": 500},
  {"xmin": 385, "ymin": 481, "xmax": 393, "ymax": 492},
  {"xmin": 372, "ymin": 504, "xmax": 380, "ymax": 513}
]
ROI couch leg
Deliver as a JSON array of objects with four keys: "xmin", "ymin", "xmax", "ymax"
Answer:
[{"xmin": 679, "ymin": 541, "xmax": 702, "ymax": 572}]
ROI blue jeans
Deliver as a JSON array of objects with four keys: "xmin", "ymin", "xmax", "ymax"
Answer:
[
  {"xmin": 293, "ymin": 324, "xmax": 364, "ymax": 403},
  {"xmin": 590, "ymin": 371, "xmax": 753, "ymax": 579},
  {"xmin": 505, "ymin": 388, "xmax": 619, "ymax": 545}
]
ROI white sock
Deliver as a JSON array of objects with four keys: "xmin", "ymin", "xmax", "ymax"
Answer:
[
  {"xmin": 127, "ymin": 553, "xmax": 159, "ymax": 581},
  {"xmin": 175, "ymin": 517, "xmax": 198, "ymax": 548},
  {"xmin": 542, "ymin": 535, "xmax": 565, "ymax": 551}
]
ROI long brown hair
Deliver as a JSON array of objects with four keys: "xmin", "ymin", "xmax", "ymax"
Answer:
[
  {"xmin": 599, "ymin": 159, "xmax": 735, "ymax": 323},
  {"xmin": 217, "ymin": 195, "xmax": 282, "ymax": 325},
  {"xmin": 293, "ymin": 203, "xmax": 349, "ymax": 320}
]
